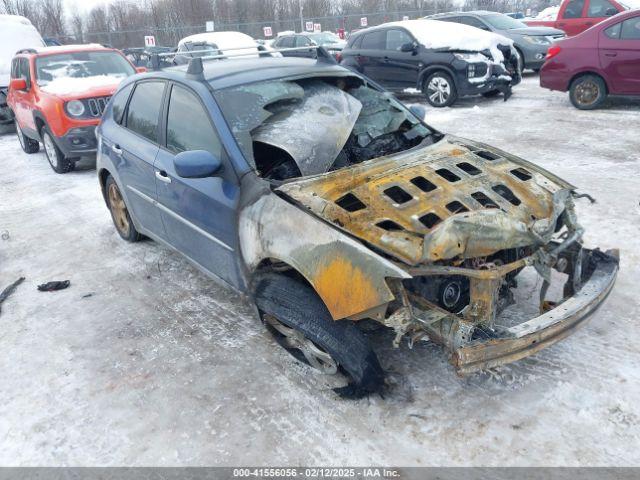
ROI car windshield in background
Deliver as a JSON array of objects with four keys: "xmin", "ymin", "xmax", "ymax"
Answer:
[
  {"xmin": 214, "ymin": 77, "xmax": 437, "ymax": 181},
  {"xmin": 308, "ymin": 32, "xmax": 341, "ymax": 44},
  {"xmin": 483, "ymin": 14, "xmax": 528, "ymax": 29},
  {"xmin": 35, "ymin": 51, "xmax": 135, "ymax": 85}
]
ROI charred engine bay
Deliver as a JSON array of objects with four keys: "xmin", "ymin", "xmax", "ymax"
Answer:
[{"xmin": 217, "ymin": 76, "xmax": 438, "ymax": 182}]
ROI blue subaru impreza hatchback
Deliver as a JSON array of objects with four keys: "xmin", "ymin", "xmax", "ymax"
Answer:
[{"xmin": 96, "ymin": 52, "xmax": 618, "ymax": 397}]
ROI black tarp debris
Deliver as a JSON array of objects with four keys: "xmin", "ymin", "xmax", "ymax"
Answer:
[
  {"xmin": 0, "ymin": 277, "xmax": 25, "ymax": 314},
  {"xmin": 37, "ymin": 280, "xmax": 70, "ymax": 292}
]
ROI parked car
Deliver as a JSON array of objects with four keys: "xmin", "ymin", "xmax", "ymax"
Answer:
[
  {"xmin": 524, "ymin": 0, "xmax": 637, "ymax": 36},
  {"xmin": 428, "ymin": 11, "xmax": 565, "ymax": 72},
  {"xmin": 174, "ymin": 31, "xmax": 261, "ymax": 65},
  {"xmin": 340, "ymin": 19, "xmax": 521, "ymax": 107},
  {"xmin": 123, "ymin": 46, "xmax": 175, "ymax": 68},
  {"xmin": 96, "ymin": 53, "xmax": 618, "ymax": 397},
  {"xmin": 0, "ymin": 14, "xmax": 45, "ymax": 131},
  {"xmin": 272, "ymin": 31, "xmax": 346, "ymax": 60},
  {"xmin": 540, "ymin": 9, "xmax": 640, "ymax": 109},
  {"xmin": 7, "ymin": 44, "xmax": 140, "ymax": 173}
]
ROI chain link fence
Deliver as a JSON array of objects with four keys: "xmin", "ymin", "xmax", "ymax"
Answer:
[{"xmin": 72, "ymin": 8, "xmax": 456, "ymax": 49}]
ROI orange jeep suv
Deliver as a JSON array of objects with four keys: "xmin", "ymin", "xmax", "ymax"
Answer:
[{"xmin": 7, "ymin": 44, "xmax": 140, "ymax": 173}]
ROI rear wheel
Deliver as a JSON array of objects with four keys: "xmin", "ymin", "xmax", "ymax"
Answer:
[
  {"xmin": 42, "ymin": 127, "xmax": 74, "ymax": 173},
  {"xmin": 424, "ymin": 71, "xmax": 457, "ymax": 108},
  {"xmin": 105, "ymin": 175, "xmax": 142, "ymax": 242},
  {"xmin": 569, "ymin": 74, "xmax": 607, "ymax": 110},
  {"xmin": 254, "ymin": 272, "xmax": 385, "ymax": 398},
  {"xmin": 15, "ymin": 121, "xmax": 40, "ymax": 154}
]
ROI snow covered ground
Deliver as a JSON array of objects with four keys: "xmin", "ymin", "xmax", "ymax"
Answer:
[{"xmin": 0, "ymin": 73, "xmax": 639, "ymax": 466}]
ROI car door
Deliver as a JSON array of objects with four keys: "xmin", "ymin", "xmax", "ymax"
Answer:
[
  {"xmin": 295, "ymin": 35, "xmax": 316, "ymax": 58},
  {"xmin": 557, "ymin": 0, "xmax": 589, "ymax": 35},
  {"xmin": 599, "ymin": 15, "xmax": 640, "ymax": 94},
  {"xmin": 154, "ymin": 83, "xmax": 242, "ymax": 287},
  {"xmin": 105, "ymin": 80, "xmax": 167, "ymax": 237},
  {"xmin": 12, "ymin": 58, "xmax": 37, "ymax": 132},
  {"xmin": 358, "ymin": 29, "xmax": 388, "ymax": 83},
  {"xmin": 378, "ymin": 28, "xmax": 421, "ymax": 89},
  {"xmin": 276, "ymin": 36, "xmax": 295, "ymax": 56}
]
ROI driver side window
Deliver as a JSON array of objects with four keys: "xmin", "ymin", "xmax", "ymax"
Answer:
[
  {"xmin": 563, "ymin": 0, "xmax": 586, "ymax": 18},
  {"xmin": 587, "ymin": 0, "xmax": 617, "ymax": 17},
  {"xmin": 385, "ymin": 29, "xmax": 413, "ymax": 50}
]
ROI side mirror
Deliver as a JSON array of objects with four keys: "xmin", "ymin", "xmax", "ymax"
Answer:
[
  {"xmin": 605, "ymin": 7, "xmax": 617, "ymax": 16},
  {"xmin": 400, "ymin": 42, "xmax": 417, "ymax": 53},
  {"xmin": 409, "ymin": 104, "xmax": 426, "ymax": 120},
  {"xmin": 10, "ymin": 78, "xmax": 27, "ymax": 91},
  {"xmin": 136, "ymin": 66, "xmax": 147, "ymax": 73},
  {"xmin": 173, "ymin": 150, "xmax": 222, "ymax": 178}
]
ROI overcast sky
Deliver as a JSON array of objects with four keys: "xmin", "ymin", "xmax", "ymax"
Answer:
[{"xmin": 65, "ymin": 0, "xmax": 110, "ymax": 13}]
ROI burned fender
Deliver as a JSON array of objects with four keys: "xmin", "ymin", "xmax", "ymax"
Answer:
[{"xmin": 239, "ymin": 192, "xmax": 410, "ymax": 320}]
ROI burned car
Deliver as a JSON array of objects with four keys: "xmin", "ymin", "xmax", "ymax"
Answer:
[{"xmin": 96, "ymin": 52, "xmax": 618, "ymax": 397}]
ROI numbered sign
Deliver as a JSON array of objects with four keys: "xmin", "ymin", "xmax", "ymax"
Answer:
[
  {"xmin": 402, "ymin": 15, "xmax": 410, "ymax": 21},
  {"xmin": 360, "ymin": 17, "xmax": 368, "ymax": 27},
  {"xmin": 263, "ymin": 26, "xmax": 273, "ymax": 37},
  {"xmin": 313, "ymin": 23, "xmax": 321, "ymax": 33},
  {"xmin": 305, "ymin": 21, "xmax": 314, "ymax": 32},
  {"xmin": 144, "ymin": 35, "xmax": 156, "ymax": 47},
  {"xmin": 206, "ymin": 21, "xmax": 214, "ymax": 32}
]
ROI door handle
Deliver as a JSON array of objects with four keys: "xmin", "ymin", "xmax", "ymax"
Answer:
[
  {"xmin": 604, "ymin": 52, "xmax": 617, "ymax": 57},
  {"xmin": 155, "ymin": 170, "xmax": 172, "ymax": 184},
  {"xmin": 111, "ymin": 144, "xmax": 122, "ymax": 155}
]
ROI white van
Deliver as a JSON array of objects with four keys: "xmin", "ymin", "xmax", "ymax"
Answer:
[
  {"xmin": 0, "ymin": 15, "xmax": 45, "ymax": 129},
  {"xmin": 174, "ymin": 31, "xmax": 261, "ymax": 65}
]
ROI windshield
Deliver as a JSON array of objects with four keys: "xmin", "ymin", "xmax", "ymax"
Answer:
[
  {"xmin": 35, "ymin": 51, "xmax": 135, "ymax": 86},
  {"xmin": 308, "ymin": 32, "xmax": 341, "ymax": 44},
  {"xmin": 618, "ymin": 0, "xmax": 640, "ymax": 9},
  {"xmin": 214, "ymin": 77, "xmax": 437, "ymax": 181},
  {"xmin": 483, "ymin": 14, "xmax": 527, "ymax": 29}
]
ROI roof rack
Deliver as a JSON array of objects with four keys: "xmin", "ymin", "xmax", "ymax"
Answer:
[
  {"xmin": 15, "ymin": 48, "xmax": 37, "ymax": 55},
  {"xmin": 149, "ymin": 44, "xmax": 337, "ymax": 72}
]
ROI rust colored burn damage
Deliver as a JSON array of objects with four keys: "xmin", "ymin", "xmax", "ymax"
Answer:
[{"xmin": 278, "ymin": 137, "xmax": 570, "ymax": 266}]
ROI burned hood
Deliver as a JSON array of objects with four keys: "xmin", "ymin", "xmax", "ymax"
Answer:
[{"xmin": 277, "ymin": 136, "xmax": 575, "ymax": 266}]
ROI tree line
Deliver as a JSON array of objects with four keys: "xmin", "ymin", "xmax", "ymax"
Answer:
[{"xmin": 1, "ymin": 0, "xmax": 554, "ymax": 48}]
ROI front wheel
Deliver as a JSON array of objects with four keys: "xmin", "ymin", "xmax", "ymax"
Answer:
[
  {"xmin": 424, "ymin": 71, "xmax": 457, "ymax": 108},
  {"xmin": 42, "ymin": 127, "xmax": 74, "ymax": 173},
  {"xmin": 569, "ymin": 75, "xmax": 607, "ymax": 110},
  {"xmin": 253, "ymin": 272, "xmax": 385, "ymax": 398}
]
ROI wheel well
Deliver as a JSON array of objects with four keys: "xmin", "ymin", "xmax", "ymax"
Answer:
[
  {"xmin": 34, "ymin": 116, "xmax": 46, "ymax": 136},
  {"xmin": 98, "ymin": 168, "xmax": 111, "ymax": 205},
  {"xmin": 568, "ymin": 72, "xmax": 608, "ymax": 94}
]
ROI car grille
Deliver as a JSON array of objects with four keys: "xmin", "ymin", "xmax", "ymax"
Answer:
[{"xmin": 87, "ymin": 96, "xmax": 111, "ymax": 117}]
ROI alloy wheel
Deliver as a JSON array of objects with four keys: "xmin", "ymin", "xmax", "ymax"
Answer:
[
  {"xmin": 575, "ymin": 80, "xmax": 600, "ymax": 107},
  {"xmin": 43, "ymin": 133, "xmax": 58, "ymax": 169},
  {"xmin": 427, "ymin": 76, "xmax": 451, "ymax": 106},
  {"xmin": 15, "ymin": 123, "xmax": 25, "ymax": 150},
  {"xmin": 264, "ymin": 314, "xmax": 338, "ymax": 374},
  {"xmin": 108, "ymin": 182, "xmax": 130, "ymax": 236}
]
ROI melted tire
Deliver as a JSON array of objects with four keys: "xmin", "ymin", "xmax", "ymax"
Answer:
[{"xmin": 253, "ymin": 272, "xmax": 385, "ymax": 399}]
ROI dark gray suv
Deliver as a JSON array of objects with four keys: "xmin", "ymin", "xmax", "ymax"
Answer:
[{"xmin": 428, "ymin": 11, "xmax": 565, "ymax": 72}]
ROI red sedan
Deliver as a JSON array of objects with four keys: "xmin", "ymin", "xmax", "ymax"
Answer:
[{"xmin": 540, "ymin": 8, "xmax": 640, "ymax": 109}]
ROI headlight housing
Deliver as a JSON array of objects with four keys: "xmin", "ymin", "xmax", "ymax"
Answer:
[
  {"xmin": 65, "ymin": 100, "xmax": 85, "ymax": 117},
  {"xmin": 454, "ymin": 52, "xmax": 488, "ymax": 62},
  {"xmin": 523, "ymin": 35, "xmax": 551, "ymax": 45}
]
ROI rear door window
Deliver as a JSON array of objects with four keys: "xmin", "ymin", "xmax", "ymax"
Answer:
[
  {"xmin": 385, "ymin": 29, "xmax": 413, "ymax": 50},
  {"xmin": 361, "ymin": 30, "xmax": 386, "ymax": 50},
  {"xmin": 296, "ymin": 36, "xmax": 313, "ymax": 47},
  {"xmin": 621, "ymin": 16, "xmax": 640, "ymax": 39},
  {"xmin": 112, "ymin": 83, "xmax": 134, "ymax": 125},
  {"xmin": 125, "ymin": 81, "xmax": 165, "ymax": 143},
  {"xmin": 563, "ymin": 0, "xmax": 586, "ymax": 18},
  {"xmin": 278, "ymin": 37, "xmax": 295, "ymax": 48}
]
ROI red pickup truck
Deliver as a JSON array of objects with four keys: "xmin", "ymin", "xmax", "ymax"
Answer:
[{"xmin": 525, "ymin": 0, "xmax": 638, "ymax": 36}]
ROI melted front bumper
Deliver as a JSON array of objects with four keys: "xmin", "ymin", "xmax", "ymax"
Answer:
[{"xmin": 452, "ymin": 249, "xmax": 619, "ymax": 374}]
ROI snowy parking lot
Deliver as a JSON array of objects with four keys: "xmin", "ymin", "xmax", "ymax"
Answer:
[{"xmin": 0, "ymin": 73, "xmax": 639, "ymax": 466}]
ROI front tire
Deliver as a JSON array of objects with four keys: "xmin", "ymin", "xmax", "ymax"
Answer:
[
  {"xmin": 424, "ymin": 71, "xmax": 457, "ymax": 108},
  {"xmin": 105, "ymin": 175, "xmax": 141, "ymax": 242},
  {"xmin": 15, "ymin": 121, "xmax": 40, "ymax": 154},
  {"xmin": 42, "ymin": 127, "xmax": 74, "ymax": 173},
  {"xmin": 569, "ymin": 74, "xmax": 607, "ymax": 110},
  {"xmin": 253, "ymin": 272, "xmax": 385, "ymax": 398}
]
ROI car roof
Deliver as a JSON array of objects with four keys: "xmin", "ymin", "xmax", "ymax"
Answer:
[
  {"xmin": 429, "ymin": 10, "xmax": 497, "ymax": 18},
  {"xmin": 21, "ymin": 44, "xmax": 114, "ymax": 57},
  {"xmin": 148, "ymin": 56, "xmax": 355, "ymax": 90}
]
